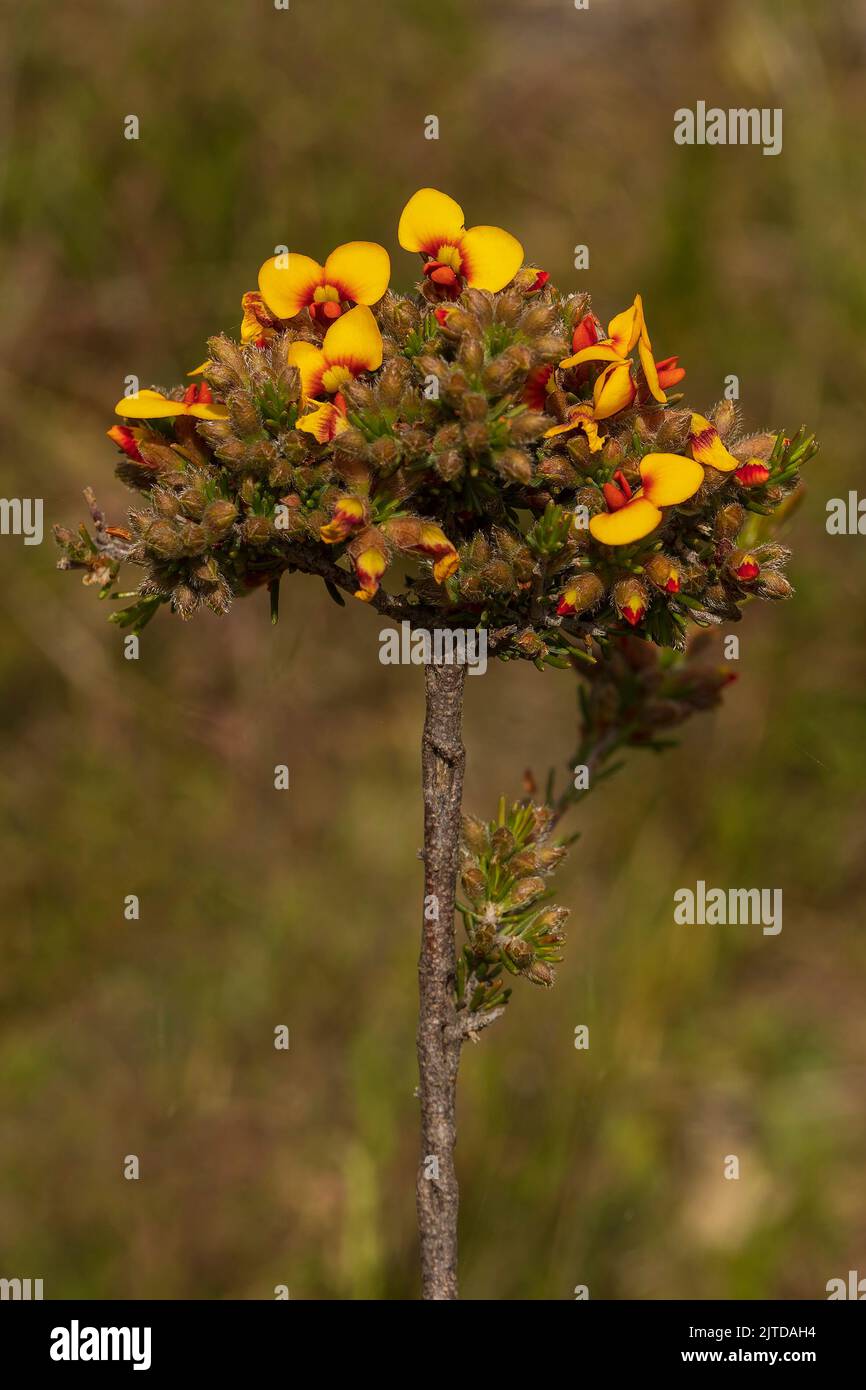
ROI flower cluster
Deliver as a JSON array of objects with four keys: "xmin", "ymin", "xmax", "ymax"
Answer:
[{"xmin": 56, "ymin": 187, "xmax": 816, "ymax": 658}]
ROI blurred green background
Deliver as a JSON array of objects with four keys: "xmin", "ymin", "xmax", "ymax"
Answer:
[{"xmin": 1, "ymin": 0, "xmax": 865, "ymax": 1300}]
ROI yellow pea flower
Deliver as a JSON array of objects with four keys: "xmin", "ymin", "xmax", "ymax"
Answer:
[
  {"xmin": 320, "ymin": 496, "xmax": 367, "ymax": 543},
  {"xmin": 543, "ymin": 360, "xmax": 637, "ymax": 449},
  {"xmin": 288, "ymin": 304, "xmax": 383, "ymax": 401},
  {"xmin": 589, "ymin": 453, "xmax": 704, "ymax": 546},
  {"xmin": 414, "ymin": 523, "xmax": 460, "ymax": 583},
  {"xmin": 688, "ymin": 413, "xmax": 739, "ymax": 472},
  {"xmin": 259, "ymin": 242, "xmax": 390, "ymax": 323},
  {"xmin": 352, "ymin": 546, "xmax": 387, "ymax": 602},
  {"xmin": 559, "ymin": 294, "xmax": 671, "ymax": 406},
  {"xmin": 297, "ymin": 397, "xmax": 349, "ymax": 443},
  {"xmin": 398, "ymin": 188, "xmax": 523, "ymax": 295},
  {"xmin": 114, "ymin": 381, "xmax": 228, "ymax": 421}
]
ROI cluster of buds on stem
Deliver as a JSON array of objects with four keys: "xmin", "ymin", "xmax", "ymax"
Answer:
[{"xmin": 457, "ymin": 799, "xmax": 570, "ymax": 1014}]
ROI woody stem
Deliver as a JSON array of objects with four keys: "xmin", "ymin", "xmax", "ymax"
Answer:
[{"xmin": 416, "ymin": 658, "xmax": 466, "ymax": 1300}]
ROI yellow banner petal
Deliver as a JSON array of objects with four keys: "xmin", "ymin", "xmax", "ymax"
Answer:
[
  {"xmin": 589, "ymin": 497, "xmax": 662, "ymax": 545},
  {"xmin": 323, "ymin": 241, "xmax": 391, "ymax": 305},
  {"xmin": 607, "ymin": 295, "xmax": 643, "ymax": 355},
  {"xmin": 258, "ymin": 252, "xmax": 323, "ymax": 319},
  {"xmin": 689, "ymin": 413, "xmax": 739, "ymax": 472},
  {"xmin": 322, "ymin": 303, "xmax": 383, "ymax": 374},
  {"xmin": 459, "ymin": 224, "xmax": 524, "ymax": 293},
  {"xmin": 188, "ymin": 402, "xmax": 230, "ymax": 420},
  {"xmin": 286, "ymin": 340, "xmax": 327, "ymax": 400},
  {"xmin": 398, "ymin": 188, "xmax": 465, "ymax": 254},
  {"xmin": 114, "ymin": 389, "xmax": 182, "ymax": 419},
  {"xmin": 639, "ymin": 452, "xmax": 704, "ymax": 505}
]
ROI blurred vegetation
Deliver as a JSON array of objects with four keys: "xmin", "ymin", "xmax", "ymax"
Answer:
[{"xmin": 1, "ymin": 0, "xmax": 865, "ymax": 1299}]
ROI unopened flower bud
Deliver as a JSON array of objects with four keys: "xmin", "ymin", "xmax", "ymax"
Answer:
[
  {"xmin": 461, "ymin": 867, "xmax": 486, "ymax": 902},
  {"xmin": 644, "ymin": 553, "xmax": 680, "ymax": 594},
  {"xmin": 509, "ymin": 849, "xmax": 540, "ymax": 877},
  {"xmin": 715, "ymin": 503, "xmax": 746, "ymax": 540},
  {"xmin": 733, "ymin": 432, "xmax": 777, "ymax": 462},
  {"xmin": 505, "ymin": 938, "xmax": 534, "ymax": 970},
  {"xmin": 757, "ymin": 571, "xmax": 793, "ymax": 600},
  {"xmin": 241, "ymin": 515, "xmax": 274, "ymax": 547},
  {"xmin": 144, "ymin": 519, "xmax": 185, "ymax": 560},
  {"xmin": 728, "ymin": 550, "xmax": 760, "ymax": 582},
  {"xmin": 612, "ymin": 577, "xmax": 649, "ymax": 628},
  {"xmin": 557, "ymin": 572, "xmax": 604, "ymax": 616},
  {"xmin": 461, "ymin": 815, "xmax": 489, "ymax": 854},
  {"xmin": 534, "ymin": 906, "xmax": 569, "ymax": 933},
  {"xmin": 526, "ymin": 960, "xmax": 556, "ymax": 987},
  {"xmin": 201, "ymin": 499, "xmax": 239, "ymax": 543},
  {"xmin": 497, "ymin": 448, "xmax": 533, "ymax": 485},
  {"xmin": 509, "ymin": 876, "xmax": 546, "ymax": 907},
  {"xmin": 321, "ymin": 496, "xmax": 367, "ymax": 544},
  {"xmin": 711, "ymin": 399, "xmax": 738, "ymax": 438},
  {"xmin": 734, "ymin": 460, "xmax": 771, "ymax": 488}
]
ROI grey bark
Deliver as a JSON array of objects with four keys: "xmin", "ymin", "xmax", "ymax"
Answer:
[{"xmin": 416, "ymin": 658, "xmax": 466, "ymax": 1300}]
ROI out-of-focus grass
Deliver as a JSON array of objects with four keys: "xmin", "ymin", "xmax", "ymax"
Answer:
[{"xmin": 1, "ymin": 0, "xmax": 865, "ymax": 1298}]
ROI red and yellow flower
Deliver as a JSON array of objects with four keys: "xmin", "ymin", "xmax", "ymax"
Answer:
[
  {"xmin": 106, "ymin": 424, "xmax": 147, "ymax": 461},
  {"xmin": 688, "ymin": 413, "xmax": 739, "ymax": 472},
  {"xmin": 559, "ymin": 295, "xmax": 679, "ymax": 405},
  {"xmin": 258, "ymin": 242, "xmax": 390, "ymax": 323},
  {"xmin": 288, "ymin": 304, "xmax": 383, "ymax": 398},
  {"xmin": 297, "ymin": 396, "xmax": 349, "ymax": 442},
  {"xmin": 320, "ymin": 496, "xmax": 367, "ymax": 544},
  {"xmin": 542, "ymin": 359, "xmax": 638, "ymax": 450},
  {"xmin": 412, "ymin": 523, "xmax": 460, "ymax": 583},
  {"xmin": 734, "ymin": 460, "xmax": 771, "ymax": 488},
  {"xmin": 289, "ymin": 304, "xmax": 383, "ymax": 440},
  {"xmin": 114, "ymin": 381, "xmax": 228, "ymax": 421},
  {"xmin": 731, "ymin": 552, "xmax": 760, "ymax": 582},
  {"xmin": 613, "ymin": 577, "xmax": 649, "ymax": 628},
  {"xmin": 398, "ymin": 188, "xmax": 523, "ymax": 295},
  {"xmin": 352, "ymin": 545, "xmax": 388, "ymax": 602},
  {"xmin": 240, "ymin": 290, "xmax": 278, "ymax": 345},
  {"xmin": 589, "ymin": 453, "xmax": 704, "ymax": 546}
]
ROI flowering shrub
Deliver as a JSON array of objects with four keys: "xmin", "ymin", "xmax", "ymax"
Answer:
[{"xmin": 55, "ymin": 187, "xmax": 817, "ymax": 1298}]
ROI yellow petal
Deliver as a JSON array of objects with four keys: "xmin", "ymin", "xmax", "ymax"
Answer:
[
  {"xmin": 297, "ymin": 401, "xmax": 348, "ymax": 443},
  {"xmin": 187, "ymin": 360, "xmax": 210, "ymax": 376},
  {"xmin": 114, "ymin": 389, "xmax": 182, "ymax": 419},
  {"xmin": 639, "ymin": 452, "xmax": 704, "ymax": 505},
  {"xmin": 188, "ymin": 402, "xmax": 230, "ymax": 420},
  {"xmin": 323, "ymin": 241, "xmax": 390, "ymax": 305},
  {"xmin": 433, "ymin": 549, "xmax": 459, "ymax": 583},
  {"xmin": 689, "ymin": 413, "xmax": 739, "ymax": 472},
  {"xmin": 459, "ymin": 225, "xmax": 524, "ymax": 292},
  {"xmin": 607, "ymin": 295, "xmax": 643, "ymax": 355},
  {"xmin": 322, "ymin": 303, "xmax": 383, "ymax": 374},
  {"xmin": 593, "ymin": 361, "xmax": 635, "ymax": 419},
  {"xmin": 543, "ymin": 405, "xmax": 603, "ymax": 451},
  {"xmin": 286, "ymin": 340, "xmax": 327, "ymax": 400},
  {"xmin": 638, "ymin": 336, "xmax": 666, "ymax": 404},
  {"xmin": 258, "ymin": 252, "xmax": 323, "ymax": 319},
  {"xmin": 589, "ymin": 497, "xmax": 662, "ymax": 545},
  {"xmin": 240, "ymin": 291, "xmax": 268, "ymax": 343},
  {"xmin": 398, "ymin": 188, "xmax": 465, "ymax": 254},
  {"xmin": 353, "ymin": 547, "xmax": 387, "ymax": 601},
  {"xmin": 558, "ymin": 343, "xmax": 626, "ymax": 370}
]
